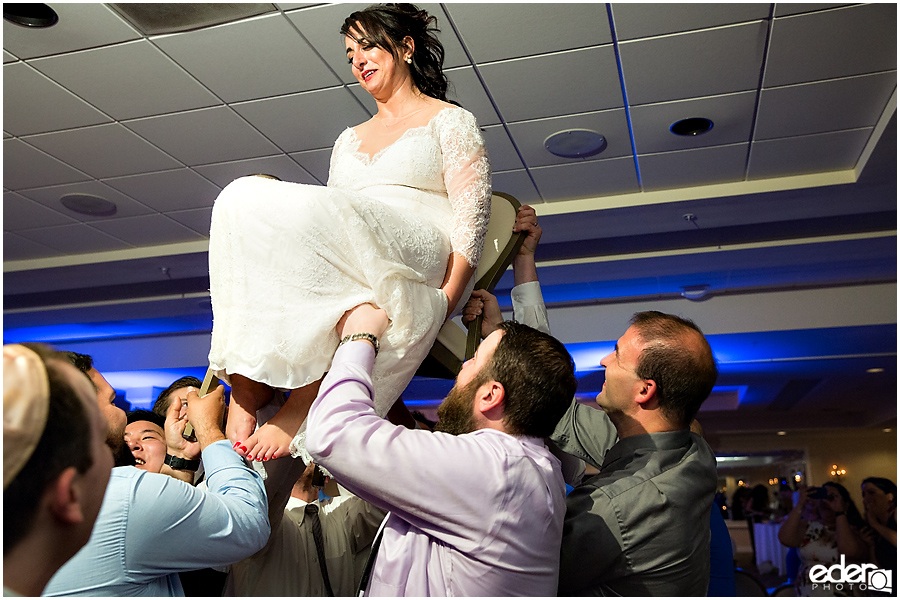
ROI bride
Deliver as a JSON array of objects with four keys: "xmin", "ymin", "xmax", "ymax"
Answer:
[{"xmin": 208, "ymin": 3, "xmax": 491, "ymax": 462}]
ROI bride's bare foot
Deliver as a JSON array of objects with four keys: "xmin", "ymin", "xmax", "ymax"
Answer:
[
  {"xmin": 244, "ymin": 380, "xmax": 320, "ymax": 462},
  {"xmin": 225, "ymin": 401, "xmax": 258, "ymax": 455},
  {"xmin": 227, "ymin": 374, "xmax": 274, "ymax": 456}
]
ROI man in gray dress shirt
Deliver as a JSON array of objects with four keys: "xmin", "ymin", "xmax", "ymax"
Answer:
[{"xmin": 463, "ymin": 205, "xmax": 719, "ymax": 595}]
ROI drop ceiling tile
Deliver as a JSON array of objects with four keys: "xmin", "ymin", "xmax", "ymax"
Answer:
[
  {"xmin": 4, "ymin": 51, "xmax": 18, "ymax": 63},
  {"xmin": 17, "ymin": 181, "xmax": 155, "ymax": 222},
  {"xmin": 104, "ymin": 169, "xmax": 222, "ymax": 212},
  {"xmin": 755, "ymin": 73, "xmax": 896, "ymax": 140},
  {"xmin": 447, "ymin": 3, "xmax": 610, "ymax": 63},
  {"xmin": 153, "ymin": 13, "xmax": 341, "ymax": 103},
  {"xmin": 166, "ymin": 207, "xmax": 214, "ymax": 236},
  {"xmin": 289, "ymin": 148, "xmax": 333, "ymax": 183},
  {"xmin": 89, "ymin": 214, "xmax": 206, "ymax": 247},
  {"xmin": 2, "ymin": 4, "xmax": 140, "ymax": 60},
  {"xmin": 16, "ymin": 223, "xmax": 132, "ymax": 254},
  {"xmin": 277, "ymin": 3, "xmax": 320, "ymax": 10},
  {"xmin": 348, "ymin": 83, "xmax": 376, "ymax": 114},
  {"xmin": 611, "ymin": 3, "xmax": 771, "ymax": 41},
  {"xmin": 507, "ymin": 110, "xmax": 632, "ymax": 168},
  {"xmin": 530, "ymin": 157, "xmax": 639, "ymax": 202},
  {"xmin": 195, "ymin": 155, "xmax": 319, "ymax": 187},
  {"xmin": 3, "ymin": 138, "xmax": 90, "ymax": 190},
  {"xmin": 480, "ymin": 47, "xmax": 622, "ymax": 123},
  {"xmin": 481, "ymin": 126, "xmax": 523, "ymax": 173},
  {"xmin": 639, "ymin": 143, "xmax": 749, "ymax": 191},
  {"xmin": 123, "ymin": 106, "xmax": 282, "ymax": 166},
  {"xmin": 23, "ymin": 123, "xmax": 182, "ymax": 179},
  {"xmin": 416, "ymin": 3, "xmax": 470, "ymax": 68},
  {"xmin": 233, "ymin": 87, "xmax": 370, "ymax": 152},
  {"xmin": 491, "ymin": 170, "xmax": 541, "ymax": 206},
  {"xmin": 765, "ymin": 4, "xmax": 897, "ymax": 87},
  {"xmin": 748, "ymin": 128, "xmax": 872, "ymax": 179},
  {"xmin": 619, "ymin": 21, "xmax": 767, "ymax": 105},
  {"xmin": 445, "ymin": 66, "xmax": 500, "ymax": 126},
  {"xmin": 3, "ymin": 63, "xmax": 111, "ymax": 137},
  {"xmin": 630, "ymin": 91, "xmax": 757, "ymax": 154},
  {"xmin": 3, "ymin": 191, "xmax": 77, "ymax": 231},
  {"xmin": 28, "ymin": 40, "xmax": 220, "ymax": 120},
  {"xmin": 773, "ymin": 4, "xmax": 854, "ymax": 18},
  {"xmin": 3, "ymin": 231, "xmax": 59, "ymax": 261}
]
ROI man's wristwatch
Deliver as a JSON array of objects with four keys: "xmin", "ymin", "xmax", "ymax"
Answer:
[{"xmin": 164, "ymin": 453, "xmax": 200, "ymax": 471}]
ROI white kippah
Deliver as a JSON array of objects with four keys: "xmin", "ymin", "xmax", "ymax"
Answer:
[{"xmin": 3, "ymin": 344, "xmax": 50, "ymax": 489}]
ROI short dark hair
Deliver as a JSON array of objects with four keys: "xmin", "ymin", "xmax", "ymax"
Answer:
[
  {"xmin": 153, "ymin": 376, "xmax": 203, "ymax": 417},
  {"xmin": 630, "ymin": 311, "xmax": 718, "ymax": 428},
  {"xmin": 485, "ymin": 322, "xmax": 577, "ymax": 438},
  {"xmin": 341, "ymin": 4, "xmax": 456, "ymax": 104},
  {"xmin": 4, "ymin": 344, "xmax": 94, "ymax": 552},
  {"xmin": 63, "ymin": 351, "xmax": 93, "ymax": 377},
  {"xmin": 127, "ymin": 409, "xmax": 165, "ymax": 430}
]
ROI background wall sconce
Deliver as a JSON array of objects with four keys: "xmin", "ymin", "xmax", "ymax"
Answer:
[{"xmin": 829, "ymin": 464, "xmax": 847, "ymax": 478}]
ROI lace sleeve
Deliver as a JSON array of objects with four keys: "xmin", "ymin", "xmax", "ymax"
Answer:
[{"xmin": 438, "ymin": 108, "xmax": 492, "ymax": 268}]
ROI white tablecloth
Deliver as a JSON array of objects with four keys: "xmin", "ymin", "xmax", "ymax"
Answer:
[{"xmin": 754, "ymin": 521, "xmax": 790, "ymax": 576}]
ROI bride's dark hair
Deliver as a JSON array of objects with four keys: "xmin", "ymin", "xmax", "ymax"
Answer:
[{"xmin": 341, "ymin": 3, "xmax": 458, "ymax": 105}]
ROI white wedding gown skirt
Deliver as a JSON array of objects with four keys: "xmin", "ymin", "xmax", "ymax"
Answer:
[{"xmin": 208, "ymin": 176, "xmax": 453, "ymax": 420}]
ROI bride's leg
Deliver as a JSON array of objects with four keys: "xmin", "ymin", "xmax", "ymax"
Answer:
[
  {"xmin": 226, "ymin": 374, "xmax": 274, "ymax": 454},
  {"xmin": 242, "ymin": 378, "xmax": 322, "ymax": 462}
]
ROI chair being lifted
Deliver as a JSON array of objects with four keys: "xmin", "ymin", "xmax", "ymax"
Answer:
[{"xmin": 195, "ymin": 191, "xmax": 525, "ymax": 403}]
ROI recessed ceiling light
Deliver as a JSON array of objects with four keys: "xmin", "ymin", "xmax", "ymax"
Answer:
[
  {"xmin": 544, "ymin": 129, "xmax": 607, "ymax": 159},
  {"xmin": 4, "ymin": 3, "xmax": 58, "ymax": 27},
  {"xmin": 680, "ymin": 284, "xmax": 711, "ymax": 301},
  {"xmin": 884, "ymin": 428, "xmax": 893, "ymax": 433},
  {"xmin": 670, "ymin": 117, "xmax": 714, "ymax": 136},
  {"xmin": 60, "ymin": 194, "xmax": 117, "ymax": 217},
  {"xmin": 867, "ymin": 368, "xmax": 885, "ymax": 373},
  {"xmin": 777, "ymin": 431, "xmax": 787, "ymax": 436}
]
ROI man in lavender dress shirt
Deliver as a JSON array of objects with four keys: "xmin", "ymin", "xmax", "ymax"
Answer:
[{"xmin": 306, "ymin": 303, "xmax": 577, "ymax": 596}]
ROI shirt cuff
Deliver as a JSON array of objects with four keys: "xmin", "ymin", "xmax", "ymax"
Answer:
[{"xmin": 511, "ymin": 280, "xmax": 545, "ymax": 307}]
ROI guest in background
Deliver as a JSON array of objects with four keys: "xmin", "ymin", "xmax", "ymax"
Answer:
[
  {"xmin": 152, "ymin": 376, "xmax": 202, "ymax": 417},
  {"xmin": 860, "ymin": 477, "xmax": 896, "ymax": 594},
  {"xmin": 227, "ymin": 460, "xmax": 386, "ymax": 596},
  {"xmin": 779, "ymin": 482, "xmax": 868, "ymax": 596}
]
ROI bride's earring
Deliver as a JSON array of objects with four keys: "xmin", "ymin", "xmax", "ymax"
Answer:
[{"xmin": 405, "ymin": 56, "xmax": 412, "ymax": 64}]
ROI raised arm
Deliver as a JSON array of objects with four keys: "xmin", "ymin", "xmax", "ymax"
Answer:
[
  {"xmin": 124, "ymin": 386, "xmax": 270, "ymax": 575},
  {"xmin": 439, "ymin": 109, "xmax": 491, "ymax": 318}
]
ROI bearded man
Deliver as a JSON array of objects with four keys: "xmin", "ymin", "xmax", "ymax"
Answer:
[{"xmin": 306, "ymin": 303, "xmax": 577, "ymax": 597}]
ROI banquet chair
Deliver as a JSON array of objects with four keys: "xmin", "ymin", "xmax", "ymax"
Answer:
[
  {"xmin": 733, "ymin": 567, "xmax": 768, "ymax": 596},
  {"xmin": 415, "ymin": 191, "xmax": 526, "ymax": 379}
]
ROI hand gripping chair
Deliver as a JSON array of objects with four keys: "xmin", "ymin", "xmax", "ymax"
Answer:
[{"xmin": 194, "ymin": 191, "xmax": 525, "ymax": 420}]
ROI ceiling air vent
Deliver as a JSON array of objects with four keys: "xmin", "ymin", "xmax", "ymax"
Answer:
[{"xmin": 109, "ymin": 4, "xmax": 277, "ymax": 36}]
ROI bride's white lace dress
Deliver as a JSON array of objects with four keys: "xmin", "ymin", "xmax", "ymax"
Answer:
[{"xmin": 208, "ymin": 105, "xmax": 491, "ymax": 455}]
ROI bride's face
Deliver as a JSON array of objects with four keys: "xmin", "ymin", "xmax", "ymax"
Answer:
[{"xmin": 345, "ymin": 29, "xmax": 407, "ymax": 98}]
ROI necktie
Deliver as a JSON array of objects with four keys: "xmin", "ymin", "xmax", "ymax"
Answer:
[{"xmin": 305, "ymin": 504, "xmax": 335, "ymax": 597}]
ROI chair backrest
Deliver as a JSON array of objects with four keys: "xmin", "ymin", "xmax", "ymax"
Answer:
[
  {"xmin": 415, "ymin": 191, "xmax": 526, "ymax": 378},
  {"xmin": 464, "ymin": 192, "xmax": 525, "ymax": 358},
  {"xmin": 733, "ymin": 568, "xmax": 768, "ymax": 596}
]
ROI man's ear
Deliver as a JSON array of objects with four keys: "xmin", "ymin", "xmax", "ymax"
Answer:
[
  {"xmin": 634, "ymin": 378, "xmax": 658, "ymax": 407},
  {"xmin": 49, "ymin": 467, "xmax": 85, "ymax": 525},
  {"xmin": 476, "ymin": 381, "xmax": 505, "ymax": 414}
]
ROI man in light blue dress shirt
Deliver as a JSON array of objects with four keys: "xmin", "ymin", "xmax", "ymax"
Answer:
[{"xmin": 43, "ymin": 355, "xmax": 269, "ymax": 597}]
